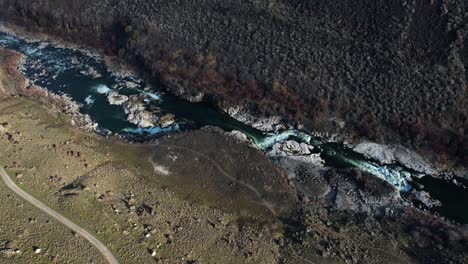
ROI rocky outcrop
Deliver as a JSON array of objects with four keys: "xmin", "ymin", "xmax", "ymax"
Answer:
[
  {"xmin": 415, "ymin": 191, "xmax": 442, "ymax": 208},
  {"xmin": 324, "ymin": 171, "xmax": 405, "ymax": 216},
  {"xmin": 352, "ymin": 142, "xmax": 395, "ymax": 164},
  {"xmin": 270, "ymin": 140, "xmax": 313, "ymax": 157},
  {"xmin": 156, "ymin": 114, "xmax": 175, "ymax": 128},
  {"xmin": 0, "ymin": 248, "xmax": 20, "ymax": 255},
  {"xmin": 265, "ymin": 139, "xmax": 404, "ymax": 217},
  {"xmin": 107, "ymin": 91, "xmax": 128, "ymax": 105},
  {"xmin": 123, "ymin": 95, "xmax": 154, "ymax": 128},
  {"xmin": 0, "ymin": 48, "xmax": 24, "ymax": 97},
  {"xmin": 268, "ymin": 140, "xmax": 325, "ymax": 181},
  {"xmin": 227, "ymin": 106, "xmax": 285, "ymax": 132},
  {"xmin": 353, "ymin": 142, "xmax": 436, "ymax": 175}
]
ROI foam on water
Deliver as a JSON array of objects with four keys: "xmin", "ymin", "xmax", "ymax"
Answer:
[
  {"xmin": 256, "ymin": 130, "xmax": 312, "ymax": 150},
  {"xmin": 0, "ymin": 33, "xmax": 19, "ymax": 45},
  {"xmin": 122, "ymin": 124, "xmax": 180, "ymax": 135},
  {"xmin": 253, "ymin": 129, "xmax": 414, "ymax": 192},
  {"xmin": 346, "ymin": 158, "xmax": 413, "ymax": 192},
  {"xmin": 92, "ymin": 84, "xmax": 112, "ymax": 94},
  {"xmin": 84, "ymin": 95, "xmax": 95, "ymax": 106},
  {"xmin": 21, "ymin": 45, "xmax": 42, "ymax": 56},
  {"xmin": 138, "ymin": 89, "xmax": 161, "ymax": 100}
]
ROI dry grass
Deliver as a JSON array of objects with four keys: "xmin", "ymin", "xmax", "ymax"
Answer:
[{"xmin": 0, "ymin": 96, "xmax": 281, "ymax": 263}]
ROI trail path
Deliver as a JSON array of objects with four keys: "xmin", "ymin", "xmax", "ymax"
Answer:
[{"xmin": 0, "ymin": 167, "xmax": 119, "ymax": 264}]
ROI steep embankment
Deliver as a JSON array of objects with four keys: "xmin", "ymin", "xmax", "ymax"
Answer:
[
  {"xmin": 0, "ymin": 48, "xmax": 24, "ymax": 97},
  {"xmin": 0, "ymin": 0, "xmax": 466, "ymax": 168}
]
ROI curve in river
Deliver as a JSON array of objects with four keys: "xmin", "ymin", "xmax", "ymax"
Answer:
[{"xmin": 1, "ymin": 30, "xmax": 467, "ymax": 224}]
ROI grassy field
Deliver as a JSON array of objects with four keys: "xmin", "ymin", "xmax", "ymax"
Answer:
[{"xmin": 0, "ymin": 166, "xmax": 106, "ymax": 264}]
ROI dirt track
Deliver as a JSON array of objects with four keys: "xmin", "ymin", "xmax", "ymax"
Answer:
[{"xmin": 0, "ymin": 166, "xmax": 119, "ymax": 264}]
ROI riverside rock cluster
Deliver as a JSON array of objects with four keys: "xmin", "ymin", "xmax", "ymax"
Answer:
[{"xmin": 122, "ymin": 95, "xmax": 155, "ymax": 128}]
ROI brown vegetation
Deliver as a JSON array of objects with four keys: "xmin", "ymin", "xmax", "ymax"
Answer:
[{"xmin": 0, "ymin": 0, "xmax": 466, "ymax": 166}]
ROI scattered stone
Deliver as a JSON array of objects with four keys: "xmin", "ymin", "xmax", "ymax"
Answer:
[
  {"xmin": 98, "ymin": 194, "xmax": 107, "ymax": 201},
  {"xmin": 124, "ymin": 81, "xmax": 139, "ymax": 89},
  {"xmin": 268, "ymin": 140, "xmax": 324, "ymax": 179},
  {"xmin": 271, "ymin": 140, "xmax": 312, "ymax": 156},
  {"xmin": 49, "ymin": 175, "xmax": 63, "ymax": 184},
  {"xmin": 157, "ymin": 114, "xmax": 175, "ymax": 128},
  {"xmin": 123, "ymin": 95, "xmax": 154, "ymax": 127},
  {"xmin": 33, "ymin": 246, "xmax": 41, "ymax": 254},
  {"xmin": 0, "ymin": 248, "xmax": 18, "ymax": 255},
  {"xmin": 0, "ymin": 122, "xmax": 9, "ymax": 132},
  {"xmin": 79, "ymin": 66, "xmax": 102, "ymax": 79},
  {"xmin": 415, "ymin": 191, "xmax": 442, "ymax": 208},
  {"xmin": 4, "ymin": 240, "xmax": 13, "ymax": 248}
]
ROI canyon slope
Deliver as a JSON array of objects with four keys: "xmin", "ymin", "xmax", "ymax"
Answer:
[{"xmin": 0, "ymin": 0, "xmax": 466, "ymax": 170}]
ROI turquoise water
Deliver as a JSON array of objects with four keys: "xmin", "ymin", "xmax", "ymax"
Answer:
[{"xmin": 1, "ymin": 30, "xmax": 466, "ymax": 223}]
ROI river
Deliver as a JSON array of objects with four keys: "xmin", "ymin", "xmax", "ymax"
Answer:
[{"xmin": 1, "ymin": 30, "xmax": 466, "ymax": 224}]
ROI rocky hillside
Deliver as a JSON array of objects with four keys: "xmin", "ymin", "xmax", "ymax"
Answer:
[
  {"xmin": 0, "ymin": 48, "xmax": 24, "ymax": 97},
  {"xmin": 0, "ymin": 0, "xmax": 466, "ymax": 166}
]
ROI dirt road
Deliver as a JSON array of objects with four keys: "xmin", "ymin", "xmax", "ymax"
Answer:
[{"xmin": 0, "ymin": 166, "xmax": 119, "ymax": 264}]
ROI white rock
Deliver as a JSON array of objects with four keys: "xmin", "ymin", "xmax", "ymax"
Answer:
[
  {"xmin": 226, "ymin": 106, "xmax": 284, "ymax": 131},
  {"xmin": 353, "ymin": 142, "xmax": 436, "ymax": 175},
  {"xmin": 124, "ymin": 81, "xmax": 139, "ymax": 89},
  {"xmin": 353, "ymin": 142, "xmax": 395, "ymax": 164},
  {"xmin": 107, "ymin": 91, "xmax": 129, "ymax": 105},
  {"xmin": 228, "ymin": 130, "xmax": 249, "ymax": 142},
  {"xmin": 157, "ymin": 114, "xmax": 175, "ymax": 128},
  {"xmin": 415, "ymin": 191, "xmax": 442, "ymax": 208},
  {"xmin": 393, "ymin": 145, "xmax": 436, "ymax": 175},
  {"xmin": 123, "ymin": 96, "xmax": 154, "ymax": 128},
  {"xmin": 0, "ymin": 248, "xmax": 17, "ymax": 255},
  {"xmin": 270, "ymin": 140, "xmax": 312, "ymax": 156},
  {"xmin": 268, "ymin": 140, "xmax": 324, "ymax": 179}
]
